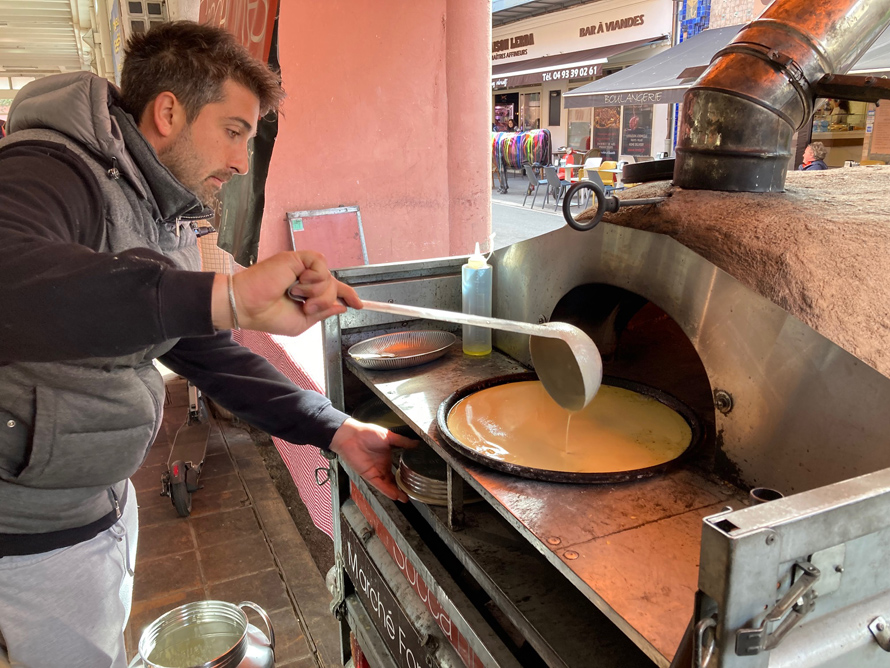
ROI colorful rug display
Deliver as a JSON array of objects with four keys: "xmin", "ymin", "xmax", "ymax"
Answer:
[{"xmin": 492, "ymin": 128, "xmax": 552, "ymax": 193}]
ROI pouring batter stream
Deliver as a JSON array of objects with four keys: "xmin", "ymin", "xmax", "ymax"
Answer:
[{"xmin": 447, "ymin": 381, "xmax": 692, "ymax": 474}]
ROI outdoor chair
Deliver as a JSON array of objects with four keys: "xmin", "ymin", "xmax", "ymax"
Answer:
[
  {"xmin": 577, "ymin": 170, "xmax": 613, "ymax": 209},
  {"xmin": 522, "ymin": 163, "xmax": 548, "ymax": 208},
  {"xmin": 543, "ymin": 165, "xmax": 574, "ymax": 211},
  {"xmin": 577, "ymin": 157, "xmax": 603, "ymax": 181},
  {"xmin": 597, "ymin": 160, "xmax": 620, "ymax": 189}
]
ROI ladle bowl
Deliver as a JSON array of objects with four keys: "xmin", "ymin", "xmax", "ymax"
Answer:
[
  {"xmin": 286, "ymin": 285, "xmax": 603, "ymax": 410},
  {"xmin": 528, "ymin": 322, "xmax": 603, "ymax": 412}
]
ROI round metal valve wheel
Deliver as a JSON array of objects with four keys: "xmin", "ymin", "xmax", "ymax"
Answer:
[{"xmin": 562, "ymin": 180, "xmax": 608, "ymax": 231}]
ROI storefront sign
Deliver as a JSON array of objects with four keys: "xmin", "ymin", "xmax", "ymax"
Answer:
[
  {"xmin": 199, "ymin": 0, "xmax": 278, "ymax": 62},
  {"xmin": 491, "ymin": 0, "xmax": 671, "ymax": 63},
  {"xmin": 580, "ymin": 14, "xmax": 646, "ymax": 37},
  {"xmin": 603, "ymin": 91, "xmax": 666, "ymax": 105},
  {"xmin": 621, "ymin": 105, "xmax": 653, "ymax": 156},
  {"xmin": 492, "ymin": 33, "xmax": 535, "ymax": 60},
  {"xmin": 108, "ymin": 0, "xmax": 124, "ymax": 87},
  {"xmin": 492, "ymin": 63, "xmax": 602, "ymax": 89},
  {"xmin": 343, "ymin": 523, "xmax": 428, "ymax": 668},
  {"xmin": 542, "ymin": 65, "xmax": 598, "ymax": 82},
  {"xmin": 352, "ymin": 484, "xmax": 486, "ymax": 668}
]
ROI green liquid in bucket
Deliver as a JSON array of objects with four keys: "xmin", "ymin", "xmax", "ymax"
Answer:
[{"xmin": 148, "ymin": 625, "xmax": 240, "ymax": 667}]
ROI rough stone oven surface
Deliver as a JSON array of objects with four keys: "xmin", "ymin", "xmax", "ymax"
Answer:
[{"xmin": 579, "ymin": 166, "xmax": 890, "ymax": 378}]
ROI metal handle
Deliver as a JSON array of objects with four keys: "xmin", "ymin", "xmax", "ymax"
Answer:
[
  {"xmin": 561, "ymin": 180, "xmax": 665, "ymax": 232},
  {"xmin": 239, "ymin": 600, "xmax": 275, "ymax": 651},
  {"xmin": 735, "ymin": 561, "xmax": 820, "ymax": 655},
  {"xmin": 694, "ymin": 616, "xmax": 717, "ymax": 668},
  {"xmin": 286, "ymin": 284, "xmax": 564, "ymax": 340},
  {"xmin": 562, "ymin": 180, "xmax": 609, "ymax": 231}
]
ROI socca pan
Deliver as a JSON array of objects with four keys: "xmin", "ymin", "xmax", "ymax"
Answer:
[{"xmin": 436, "ymin": 372, "xmax": 702, "ymax": 484}]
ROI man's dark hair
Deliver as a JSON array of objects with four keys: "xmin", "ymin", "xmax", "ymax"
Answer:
[{"xmin": 120, "ymin": 21, "xmax": 285, "ymax": 123}]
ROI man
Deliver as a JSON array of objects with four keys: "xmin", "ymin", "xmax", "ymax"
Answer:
[{"xmin": 0, "ymin": 21, "xmax": 413, "ymax": 667}]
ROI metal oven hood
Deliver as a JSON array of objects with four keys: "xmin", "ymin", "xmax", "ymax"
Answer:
[{"xmin": 674, "ymin": 0, "xmax": 890, "ymax": 192}]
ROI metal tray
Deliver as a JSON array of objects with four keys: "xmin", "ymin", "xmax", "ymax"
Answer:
[
  {"xmin": 436, "ymin": 372, "xmax": 702, "ymax": 484},
  {"xmin": 347, "ymin": 330, "xmax": 456, "ymax": 370}
]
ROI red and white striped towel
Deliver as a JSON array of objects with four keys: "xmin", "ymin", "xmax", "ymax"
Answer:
[{"xmin": 233, "ymin": 326, "xmax": 334, "ymax": 538}]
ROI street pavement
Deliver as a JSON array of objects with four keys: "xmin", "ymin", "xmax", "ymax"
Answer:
[{"xmin": 490, "ymin": 169, "xmax": 582, "ymax": 250}]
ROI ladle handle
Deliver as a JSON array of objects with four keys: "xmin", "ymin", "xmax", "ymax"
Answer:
[
  {"xmin": 286, "ymin": 283, "xmax": 560, "ymax": 339},
  {"xmin": 357, "ymin": 300, "xmax": 560, "ymax": 339}
]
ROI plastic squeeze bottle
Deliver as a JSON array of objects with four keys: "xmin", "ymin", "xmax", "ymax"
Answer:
[{"xmin": 462, "ymin": 241, "xmax": 493, "ymax": 355}]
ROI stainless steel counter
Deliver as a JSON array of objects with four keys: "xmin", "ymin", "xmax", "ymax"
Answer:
[{"xmin": 347, "ymin": 346, "xmax": 748, "ymax": 666}]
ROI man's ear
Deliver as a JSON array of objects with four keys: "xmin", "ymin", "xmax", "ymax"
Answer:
[{"xmin": 139, "ymin": 92, "xmax": 186, "ymax": 148}]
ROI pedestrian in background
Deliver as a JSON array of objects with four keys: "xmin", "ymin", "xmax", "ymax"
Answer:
[{"xmin": 798, "ymin": 141, "xmax": 829, "ymax": 170}]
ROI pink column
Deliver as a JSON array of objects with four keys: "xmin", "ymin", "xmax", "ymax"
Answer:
[
  {"xmin": 446, "ymin": 0, "xmax": 492, "ymax": 256},
  {"xmin": 259, "ymin": 1, "xmax": 492, "ymax": 265}
]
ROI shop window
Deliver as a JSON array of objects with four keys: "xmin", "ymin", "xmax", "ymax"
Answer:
[
  {"xmin": 813, "ymin": 99, "xmax": 868, "ymax": 134},
  {"xmin": 549, "ymin": 91, "xmax": 561, "ymax": 127},
  {"xmin": 128, "ymin": 1, "xmax": 167, "ymax": 22},
  {"xmin": 567, "ymin": 107, "xmax": 591, "ymax": 151},
  {"xmin": 811, "ymin": 99, "xmax": 869, "ymax": 167},
  {"xmin": 621, "ymin": 105, "xmax": 654, "ymax": 158},
  {"xmin": 593, "ymin": 107, "xmax": 621, "ymax": 160},
  {"xmin": 10, "ymin": 77, "xmax": 35, "ymax": 90},
  {"xmin": 520, "ymin": 92, "xmax": 541, "ymax": 131},
  {"xmin": 493, "ymin": 92, "xmax": 519, "ymax": 131}
]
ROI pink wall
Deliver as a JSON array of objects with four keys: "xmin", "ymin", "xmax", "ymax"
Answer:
[{"xmin": 259, "ymin": 1, "xmax": 491, "ymax": 266}]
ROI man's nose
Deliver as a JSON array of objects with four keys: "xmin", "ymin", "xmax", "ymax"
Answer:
[{"xmin": 230, "ymin": 144, "xmax": 250, "ymax": 175}]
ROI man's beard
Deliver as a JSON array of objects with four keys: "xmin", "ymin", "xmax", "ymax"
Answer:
[{"xmin": 158, "ymin": 127, "xmax": 220, "ymax": 205}]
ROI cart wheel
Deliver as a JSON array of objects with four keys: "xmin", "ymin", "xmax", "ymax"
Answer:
[{"xmin": 171, "ymin": 480, "xmax": 192, "ymax": 517}]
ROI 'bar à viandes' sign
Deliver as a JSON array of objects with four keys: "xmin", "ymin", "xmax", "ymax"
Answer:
[
  {"xmin": 491, "ymin": 0, "xmax": 672, "ymax": 62},
  {"xmin": 344, "ymin": 525, "xmax": 428, "ymax": 668}
]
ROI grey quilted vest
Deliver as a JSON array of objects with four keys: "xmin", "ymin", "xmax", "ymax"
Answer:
[{"xmin": 0, "ymin": 73, "xmax": 208, "ymax": 535}]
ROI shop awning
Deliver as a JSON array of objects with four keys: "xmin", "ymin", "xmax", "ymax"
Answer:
[
  {"xmin": 850, "ymin": 26, "xmax": 890, "ymax": 76},
  {"xmin": 564, "ymin": 24, "xmax": 890, "ymax": 109},
  {"xmin": 563, "ymin": 25, "xmax": 743, "ymax": 108},
  {"xmin": 492, "ymin": 35, "xmax": 668, "ymax": 89}
]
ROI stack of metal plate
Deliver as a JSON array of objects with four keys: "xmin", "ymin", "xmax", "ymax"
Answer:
[{"xmin": 397, "ymin": 444, "xmax": 479, "ymax": 506}]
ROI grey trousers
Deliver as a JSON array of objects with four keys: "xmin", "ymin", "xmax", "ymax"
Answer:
[{"xmin": 0, "ymin": 481, "xmax": 138, "ymax": 668}]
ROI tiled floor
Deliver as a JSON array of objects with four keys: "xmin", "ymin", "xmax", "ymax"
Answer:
[{"xmin": 125, "ymin": 377, "xmax": 341, "ymax": 667}]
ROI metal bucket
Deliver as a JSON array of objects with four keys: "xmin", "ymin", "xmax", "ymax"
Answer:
[{"xmin": 130, "ymin": 601, "xmax": 274, "ymax": 668}]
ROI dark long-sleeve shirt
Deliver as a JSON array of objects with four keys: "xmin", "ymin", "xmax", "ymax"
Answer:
[{"xmin": 0, "ymin": 141, "xmax": 347, "ymax": 449}]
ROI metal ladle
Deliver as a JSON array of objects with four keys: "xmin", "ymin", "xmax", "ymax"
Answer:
[{"xmin": 287, "ymin": 286, "xmax": 603, "ymax": 411}]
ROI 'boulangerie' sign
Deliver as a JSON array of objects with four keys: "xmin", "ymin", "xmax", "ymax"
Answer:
[{"xmin": 491, "ymin": 0, "xmax": 671, "ymax": 63}]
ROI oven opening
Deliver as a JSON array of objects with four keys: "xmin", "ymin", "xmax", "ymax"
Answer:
[{"xmin": 550, "ymin": 283, "xmax": 717, "ymax": 470}]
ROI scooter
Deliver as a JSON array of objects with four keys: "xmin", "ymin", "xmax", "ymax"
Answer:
[{"xmin": 160, "ymin": 382, "xmax": 210, "ymax": 517}]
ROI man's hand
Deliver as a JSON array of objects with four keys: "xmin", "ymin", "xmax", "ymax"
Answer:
[
  {"xmin": 211, "ymin": 250, "xmax": 362, "ymax": 335},
  {"xmin": 329, "ymin": 418, "xmax": 418, "ymax": 502}
]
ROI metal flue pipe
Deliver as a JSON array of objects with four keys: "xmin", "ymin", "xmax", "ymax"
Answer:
[{"xmin": 674, "ymin": 0, "xmax": 890, "ymax": 192}]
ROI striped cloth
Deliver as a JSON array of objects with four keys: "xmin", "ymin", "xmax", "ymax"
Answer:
[{"xmin": 232, "ymin": 326, "xmax": 334, "ymax": 538}]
